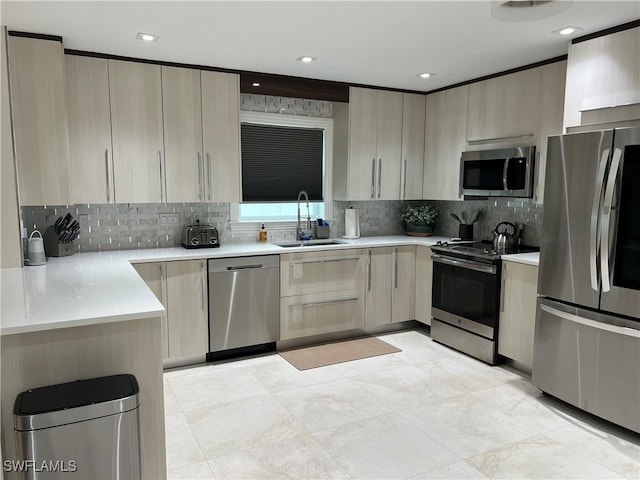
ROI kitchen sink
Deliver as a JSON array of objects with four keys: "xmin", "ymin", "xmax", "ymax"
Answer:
[{"xmin": 274, "ymin": 239, "xmax": 348, "ymax": 248}]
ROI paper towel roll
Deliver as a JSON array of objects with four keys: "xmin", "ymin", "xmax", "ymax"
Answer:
[{"xmin": 343, "ymin": 208, "xmax": 360, "ymax": 239}]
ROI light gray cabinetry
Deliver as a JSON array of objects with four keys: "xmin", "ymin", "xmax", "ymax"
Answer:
[
  {"xmin": 498, "ymin": 261, "xmax": 538, "ymax": 371},
  {"xmin": 7, "ymin": 35, "xmax": 71, "ymax": 205},
  {"xmin": 564, "ymin": 26, "xmax": 640, "ymax": 130},
  {"xmin": 423, "ymin": 85, "xmax": 468, "ymax": 201},
  {"xmin": 108, "ymin": 59, "xmax": 164, "ymax": 203},
  {"xmin": 401, "ymin": 93, "xmax": 426, "ymax": 200},
  {"xmin": 414, "ymin": 246, "xmax": 433, "ymax": 325}
]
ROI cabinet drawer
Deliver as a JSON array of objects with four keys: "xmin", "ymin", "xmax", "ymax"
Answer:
[
  {"xmin": 280, "ymin": 291, "xmax": 365, "ymax": 340},
  {"xmin": 280, "ymin": 249, "xmax": 366, "ymax": 297}
]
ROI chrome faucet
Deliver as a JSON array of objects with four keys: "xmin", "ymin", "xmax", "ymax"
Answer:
[{"xmin": 296, "ymin": 190, "xmax": 311, "ymax": 240}]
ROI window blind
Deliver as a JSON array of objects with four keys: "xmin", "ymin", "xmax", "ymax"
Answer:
[{"xmin": 241, "ymin": 123, "xmax": 324, "ymax": 202}]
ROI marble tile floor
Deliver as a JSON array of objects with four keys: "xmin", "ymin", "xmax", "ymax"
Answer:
[{"xmin": 163, "ymin": 329, "xmax": 640, "ymax": 480}]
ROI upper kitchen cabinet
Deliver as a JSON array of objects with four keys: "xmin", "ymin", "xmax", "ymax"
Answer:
[
  {"xmin": 423, "ymin": 85, "xmax": 468, "ymax": 201},
  {"xmin": 564, "ymin": 26, "xmax": 640, "ymax": 131},
  {"xmin": 7, "ymin": 35, "xmax": 71, "ymax": 205},
  {"xmin": 201, "ymin": 71, "xmax": 242, "ymax": 203},
  {"xmin": 161, "ymin": 66, "xmax": 204, "ymax": 203},
  {"xmin": 65, "ymin": 55, "xmax": 114, "ymax": 204},
  {"xmin": 108, "ymin": 59, "xmax": 164, "ymax": 203},
  {"xmin": 333, "ymin": 87, "xmax": 403, "ymax": 200},
  {"xmin": 401, "ymin": 93, "xmax": 426, "ymax": 200}
]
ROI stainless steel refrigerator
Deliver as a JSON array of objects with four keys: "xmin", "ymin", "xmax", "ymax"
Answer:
[{"xmin": 533, "ymin": 126, "xmax": 640, "ymax": 433}]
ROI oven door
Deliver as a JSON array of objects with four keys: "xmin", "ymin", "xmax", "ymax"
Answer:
[{"xmin": 431, "ymin": 254, "xmax": 499, "ymax": 339}]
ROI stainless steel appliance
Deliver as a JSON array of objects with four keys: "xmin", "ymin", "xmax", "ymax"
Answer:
[
  {"xmin": 533, "ymin": 126, "xmax": 640, "ymax": 433},
  {"xmin": 430, "ymin": 240, "xmax": 537, "ymax": 365},
  {"xmin": 207, "ymin": 255, "xmax": 280, "ymax": 357},
  {"xmin": 182, "ymin": 221, "xmax": 220, "ymax": 249},
  {"xmin": 461, "ymin": 146, "xmax": 535, "ymax": 197}
]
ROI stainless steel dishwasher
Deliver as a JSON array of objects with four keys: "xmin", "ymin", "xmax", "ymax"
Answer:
[{"xmin": 208, "ymin": 255, "xmax": 280, "ymax": 356}]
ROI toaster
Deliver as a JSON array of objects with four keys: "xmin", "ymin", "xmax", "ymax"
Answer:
[{"xmin": 182, "ymin": 222, "xmax": 220, "ymax": 249}]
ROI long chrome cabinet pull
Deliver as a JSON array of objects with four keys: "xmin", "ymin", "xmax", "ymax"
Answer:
[
  {"xmin": 590, "ymin": 148, "xmax": 609, "ymax": 292},
  {"xmin": 394, "ymin": 248, "xmax": 399, "ymax": 289},
  {"xmin": 201, "ymin": 261, "xmax": 206, "ymax": 313},
  {"xmin": 197, "ymin": 152, "xmax": 203, "ymax": 201},
  {"xmin": 371, "ymin": 158, "xmax": 376, "ymax": 199},
  {"xmin": 367, "ymin": 251, "xmax": 372, "ymax": 291},
  {"xmin": 105, "ymin": 149, "xmax": 111, "ymax": 203},
  {"xmin": 600, "ymin": 148, "xmax": 622, "ymax": 293},
  {"xmin": 158, "ymin": 151, "xmax": 164, "ymax": 203},
  {"xmin": 289, "ymin": 257, "xmax": 360, "ymax": 266},
  {"xmin": 206, "ymin": 153, "xmax": 212, "ymax": 202},
  {"xmin": 289, "ymin": 297, "xmax": 359, "ymax": 309},
  {"xmin": 500, "ymin": 264, "xmax": 506, "ymax": 312},
  {"xmin": 377, "ymin": 158, "xmax": 382, "ymax": 198},
  {"xmin": 402, "ymin": 158, "xmax": 407, "ymax": 200},
  {"xmin": 163, "ymin": 151, "xmax": 168, "ymax": 203}
]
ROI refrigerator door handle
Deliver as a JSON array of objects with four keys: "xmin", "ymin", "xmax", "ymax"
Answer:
[
  {"xmin": 590, "ymin": 148, "xmax": 610, "ymax": 292},
  {"xmin": 600, "ymin": 148, "xmax": 622, "ymax": 293},
  {"xmin": 539, "ymin": 302, "xmax": 640, "ymax": 339}
]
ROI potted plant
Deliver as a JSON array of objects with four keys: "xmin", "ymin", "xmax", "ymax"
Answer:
[
  {"xmin": 399, "ymin": 203, "xmax": 439, "ymax": 236},
  {"xmin": 450, "ymin": 209, "xmax": 481, "ymax": 240}
]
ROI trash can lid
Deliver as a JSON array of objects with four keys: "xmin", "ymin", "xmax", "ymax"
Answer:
[{"xmin": 14, "ymin": 374, "xmax": 139, "ymax": 416}]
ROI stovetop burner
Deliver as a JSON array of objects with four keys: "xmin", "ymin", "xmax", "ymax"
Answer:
[{"xmin": 431, "ymin": 240, "xmax": 538, "ymax": 263}]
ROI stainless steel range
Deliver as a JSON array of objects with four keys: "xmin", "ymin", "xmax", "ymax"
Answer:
[{"xmin": 429, "ymin": 240, "xmax": 537, "ymax": 365}]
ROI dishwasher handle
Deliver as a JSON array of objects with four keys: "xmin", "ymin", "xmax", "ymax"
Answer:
[{"xmin": 226, "ymin": 265, "xmax": 267, "ymax": 271}]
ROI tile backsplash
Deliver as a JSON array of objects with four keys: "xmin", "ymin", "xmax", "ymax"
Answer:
[{"xmin": 21, "ymin": 197, "xmax": 543, "ymax": 253}]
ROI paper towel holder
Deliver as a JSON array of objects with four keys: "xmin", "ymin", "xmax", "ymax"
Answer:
[{"xmin": 342, "ymin": 207, "xmax": 360, "ymax": 239}]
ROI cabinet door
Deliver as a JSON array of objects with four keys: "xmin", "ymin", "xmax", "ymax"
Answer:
[
  {"xmin": 133, "ymin": 262, "xmax": 169, "ymax": 359},
  {"xmin": 365, "ymin": 248, "xmax": 393, "ymax": 327},
  {"xmin": 165, "ymin": 260, "xmax": 208, "ymax": 358},
  {"xmin": 280, "ymin": 249, "xmax": 366, "ymax": 297},
  {"xmin": 467, "ymin": 68, "xmax": 540, "ymax": 142},
  {"xmin": 65, "ymin": 55, "xmax": 113, "ymax": 204},
  {"xmin": 391, "ymin": 246, "xmax": 416, "ymax": 323},
  {"xmin": 415, "ymin": 246, "xmax": 433, "ymax": 325},
  {"xmin": 423, "ymin": 85, "xmax": 468, "ymax": 200},
  {"xmin": 376, "ymin": 90, "xmax": 403, "ymax": 200},
  {"xmin": 7, "ymin": 35, "xmax": 70, "ymax": 205},
  {"xmin": 201, "ymin": 71, "xmax": 241, "ymax": 202},
  {"xmin": 401, "ymin": 93, "xmax": 425, "ymax": 200},
  {"xmin": 108, "ymin": 59, "xmax": 163, "ymax": 203},
  {"xmin": 347, "ymin": 87, "xmax": 379, "ymax": 200},
  {"xmin": 162, "ymin": 66, "xmax": 203, "ymax": 203},
  {"xmin": 498, "ymin": 261, "xmax": 539, "ymax": 371}
]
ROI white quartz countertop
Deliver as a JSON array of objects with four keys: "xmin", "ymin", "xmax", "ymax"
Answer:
[
  {"xmin": 501, "ymin": 252, "xmax": 540, "ymax": 266},
  {"xmin": 1, "ymin": 235, "xmax": 451, "ymax": 336}
]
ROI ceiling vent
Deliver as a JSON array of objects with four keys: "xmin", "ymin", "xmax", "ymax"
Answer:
[{"xmin": 491, "ymin": 0, "xmax": 572, "ymax": 21}]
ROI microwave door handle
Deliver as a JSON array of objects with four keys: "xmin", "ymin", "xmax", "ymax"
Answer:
[
  {"xmin": 590, "ymin": 148, "xmax": 609, "ymax": 292},
  {"xmin": 502, "ymin": 157, "xmax": 511, "ymax": 190},
  {"xmin": 600, "ymin": 148, "xmax": 622, "ymax": 293}
]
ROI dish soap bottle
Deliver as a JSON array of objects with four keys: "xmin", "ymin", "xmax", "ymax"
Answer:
[{"xmin": 259, "ymin": 223, "xmax": 267, "ymax": 242}]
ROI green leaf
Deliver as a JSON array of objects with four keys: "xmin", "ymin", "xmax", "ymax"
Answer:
[
  {"xmin": 450, "ymin": 213, "xmax": 462, "ymax": 223},
  {"xmin": 461, "ymin": 211, "xmax": 469, "ymax": 223}
]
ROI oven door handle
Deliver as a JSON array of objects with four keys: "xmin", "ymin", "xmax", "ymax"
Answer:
[{"xmin": 431, "ymin": 254, "xmax": 497, "ymax": 274}]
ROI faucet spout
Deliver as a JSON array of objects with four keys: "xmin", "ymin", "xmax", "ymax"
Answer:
[{"xmin": 296, "ymin": 190, "xmax": 310, "ymax": 240}]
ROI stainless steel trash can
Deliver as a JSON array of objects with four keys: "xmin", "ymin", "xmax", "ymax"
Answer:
[{"xmin": 13, "ymin": 374, "xmax": 141, "ymax": 479}]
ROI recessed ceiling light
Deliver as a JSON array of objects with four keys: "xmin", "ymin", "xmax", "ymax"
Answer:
[
  {"xmin": 252, "ymin": 82, "xmax": 260, "ymax": 87},
  {"xmin": 418, "ymin": 73, "xmax": 435, "ymax": 79},
  {"xmin": 136, "ymin": 32, "xmax": 159, "ymax": 42},
  {"xmin": 552, "ymin": 25, "xmax": 583, "ymax": 35},
  {"xmin": 297, "ymin": 56, "xmax": 317, "ymax": 63}
]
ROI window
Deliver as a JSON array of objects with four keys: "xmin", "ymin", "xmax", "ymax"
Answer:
[{"xmin": 234, "ymin": 112, "xmax": 333, "ymax": 224}]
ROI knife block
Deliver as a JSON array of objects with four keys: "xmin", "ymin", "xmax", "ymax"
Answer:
[{"xmin": 43, "ymin": 227, "xmax": 75, "ymax": 257}]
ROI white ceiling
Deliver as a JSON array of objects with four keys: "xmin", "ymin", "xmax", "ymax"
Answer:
[{"xmin": 1, "ymin": 1, "xmax": 639, "ymax": 92}]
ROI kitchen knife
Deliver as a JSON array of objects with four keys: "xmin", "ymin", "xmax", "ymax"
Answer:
[{"xmin": 54, "ymin": 216, "xmax": 64, "ymax": 233}]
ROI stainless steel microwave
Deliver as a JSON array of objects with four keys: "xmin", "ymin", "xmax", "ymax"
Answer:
[{"xmin": 460, "ymin": 146, "xmax": 535, "ymax": 197}]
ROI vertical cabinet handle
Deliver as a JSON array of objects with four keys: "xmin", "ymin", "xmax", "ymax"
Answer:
[
  {"xmin": 370, "ymin": 158, "xmax": 376, "ymax": 200},
  {"xmin": 105, "ymin": 149, "xmax": 111, "ymax": 203},
  {"xmin": 377, "ymin": 158, "xmax": 382, "ymax": 199},
  {"xmin": 500, "ymin": 264, "xmax": 506, "ymax": 313},
  {"xmin": 158, "ymin": 151, "xmax": 164, "ymax": 203},
  {"xmin": 402, "ymin": 158, "xmax": 408, "ymax": 200},
  {"xmin": 201, "ymin": 260, "xmax": 207, "ymax": 313},
  {"xmin": 197, "ymin": 152, "xmax": 203, "ymax": 201},
  {"xmin": 394, "ymin": 248, "xmax": 399, "ymax": 289},
  {"xmin": 206, "ymin": 153, "xmax": 212, "ymax": 202},
  {"xmin": 367, "ymin": 250, "xmax": 372, "ymax": 291}
]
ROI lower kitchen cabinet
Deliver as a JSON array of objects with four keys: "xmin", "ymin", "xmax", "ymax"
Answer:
[
  {"xmin": 498, "ymin": 261, "xmax": 539, "ymax": 371},
  {"xmin": 134, "ymin": 260, "xmax": 208, "ymax": 362},
  {"xmin": 414, "ymin": 246, "xmax": 433, "ymax": 325},
  {"xmin": 280, "ymin": 249, "xmax": 366, "ymax": 340},
  {"xmin": 365, "ymin": 246, "xmax": 416, "ymax": 327}
]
